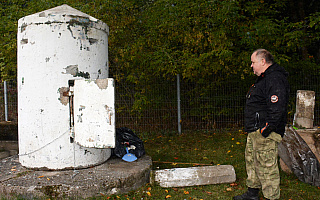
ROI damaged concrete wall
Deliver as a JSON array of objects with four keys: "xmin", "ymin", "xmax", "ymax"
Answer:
[
  {"xmin": 17, "ymin": 4, "xmax": 111, "ymax": 170},
  {"xmin": 73, "ymin": 79, "xmax": 115, "ymax": 149}
]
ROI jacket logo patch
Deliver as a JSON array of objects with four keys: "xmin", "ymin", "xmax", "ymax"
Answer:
[{"xmin": 271, "ymin": 95, "xmax": 278, "ymax": 103}]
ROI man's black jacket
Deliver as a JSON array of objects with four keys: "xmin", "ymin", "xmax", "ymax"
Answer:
[{"xmin": 244, "ymin": 63, "xmax": 290, "ymax": 137}]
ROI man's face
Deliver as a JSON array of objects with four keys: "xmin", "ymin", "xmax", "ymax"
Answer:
[{"xmin": 250, "ymin": 53, "xmax": 265, "ymax": 76}]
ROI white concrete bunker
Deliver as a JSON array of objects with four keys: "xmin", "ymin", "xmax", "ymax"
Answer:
[{"xmin": 17, "ymin": 5, "xmax": 115, "ymax": 170}]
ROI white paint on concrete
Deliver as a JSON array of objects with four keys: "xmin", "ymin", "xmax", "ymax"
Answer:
[
  {"xmin": 73, "ymin": 79, "xmax": 115, "ymax": 148},
  {"xmin": 17, "ymin": 5, "xmax": 112, "ymax": 170}
]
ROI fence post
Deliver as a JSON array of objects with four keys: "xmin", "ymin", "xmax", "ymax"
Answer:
[
  {"xmin": 4, "ymin": 80, "xmax": 8, "ymax": 121},
  {"xmin": 293, "ymin": 90, "xmax": 315, "ymax": 128},
  {"xmin": 177, "ymin": 74, "xmax": 181, "ymax": 134}
]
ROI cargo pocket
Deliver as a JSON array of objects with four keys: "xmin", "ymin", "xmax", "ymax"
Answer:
[{"xmin": 256, "ymin": 148, "xmax": 277, "ymax": 168}]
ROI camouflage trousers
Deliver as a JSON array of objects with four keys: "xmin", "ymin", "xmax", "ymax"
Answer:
[{"xmin": 245, "ymin": 130, "xmax": 282, "ymax": 200}]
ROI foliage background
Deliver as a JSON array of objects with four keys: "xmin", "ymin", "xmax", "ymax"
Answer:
[{"xmin": 1, "ymin": 0, "xmax": 320, "ymax": 131}]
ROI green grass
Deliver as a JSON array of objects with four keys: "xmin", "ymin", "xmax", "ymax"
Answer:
[
  {"xmin": 99, "ymin": 129, "xmax": 320, "ymax": 200},
  {"xmin": 4, "ymin": 129, "xmax": 318, "ymax": 200}
]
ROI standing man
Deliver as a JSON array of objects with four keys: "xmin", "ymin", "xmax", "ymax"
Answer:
[{"xmin": 233, "ymin": 49, "xmax": 289, "ymax": 200}]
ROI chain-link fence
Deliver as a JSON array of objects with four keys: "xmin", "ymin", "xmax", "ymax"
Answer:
[
  {"xmin": 115, "ymin": 74, "xmax": 248, "ymax": 133},
  {"xmin": 115, "ymin": 71, "xmax": 320, "ymax": 133},
  {"xmin": 0, "ymin": 80, "xmax": 17, "ymax": 122},
  {"xmin": 1, "ymin": 69, "xmax": 320, "ymax": 133}
]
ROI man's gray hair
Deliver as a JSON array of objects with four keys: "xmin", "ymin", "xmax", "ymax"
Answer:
[{"xmin": 253, "ymin": 49, "xmax": 274, "ymax": 64}]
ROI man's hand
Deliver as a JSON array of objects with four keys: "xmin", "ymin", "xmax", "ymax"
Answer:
[{"xmin": 260, "ymin": 123, "xmax": 275, "ymax": 138}]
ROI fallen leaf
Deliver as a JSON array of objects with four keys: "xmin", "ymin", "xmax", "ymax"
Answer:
[
  {"xmin": 173, "ymin": 188, "xmax": 178, "ymax": 191},
  {"xmin": 165, "ymin": 189, "xmax": 169, "ymax": 193},
  {"xmin": 47, "ymin": 178, "xmax": 50, "ymax": 181},
  {"xmin": 226, "ymin": 187, "xmax": 232, "ymax": 191},
  {"xmin": 147, "ymin": 191, "xmax": 151, "ymax": 196},
  {"xmin": 230, "ymin": 183, "xmax": 238, "ymax": 186},
  {"xmin": 166, "ymin": 195, "xmax": 172, "ymax": 198},
  {"xmin": 205, "ymin": 191, "xmax": 212, "ymax": 194},
  {"xmin": 184, "ymin": 191, "xmax": 189, "ymax": 194},
  {"xmin": 38, "ymin": 175, "xmax": 44, "ymax": 178},
  {"xmin": 147, "ymin": 187, "xmax": 152, "ymax": 191}
]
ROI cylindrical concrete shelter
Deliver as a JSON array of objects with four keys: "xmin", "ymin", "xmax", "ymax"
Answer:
[{"xmin": 17, "ymin": 5, "xmax": 112, "ymax": 170}]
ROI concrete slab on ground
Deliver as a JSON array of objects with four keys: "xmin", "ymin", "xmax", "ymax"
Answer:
[
  {"xmin": 0, "ymin": 155, "xmax": 152, "ymax": 199},
  {"xmin": 151, "ymin": 165, "xmax": 236, "ymax": 188}
]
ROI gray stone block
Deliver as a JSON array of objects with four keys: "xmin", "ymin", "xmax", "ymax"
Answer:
[{"xmin": 151, "ymin": 165, "xmax": 236, "ymax": 187}]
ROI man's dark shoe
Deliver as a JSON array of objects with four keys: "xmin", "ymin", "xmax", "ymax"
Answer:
[{"xmin": 233, "ymin": 187, "xmax": 259, "ymax": 200}]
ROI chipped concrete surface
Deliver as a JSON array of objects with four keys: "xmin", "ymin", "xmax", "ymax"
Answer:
[
  {"xmin": 64, "ymin": 65, "xmax": 79, "ymax": 76},
  {"xmin": 0, "ymin": 155, "xmax": 152, "ymax": 199},
  {"xmin": 58, "ymin": 87, "xmax": 69, "ymax": 106},
  {"xmin": 95, "ymin": 78, "xmax": 109, "ymax": 89}
]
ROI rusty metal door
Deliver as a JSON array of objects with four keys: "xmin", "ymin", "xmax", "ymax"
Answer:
[{"xmin": 73, "ymin": 78, "xmax": 115, "ymax": 148}]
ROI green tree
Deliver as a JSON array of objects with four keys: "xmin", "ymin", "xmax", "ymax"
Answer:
[
  {"xmin": 1, "ymin": 0, "xmax": 320, "ymax": 81},
  {"xmin": 1, "ymin": 0, "xmax": 319, "ymax": 120}
]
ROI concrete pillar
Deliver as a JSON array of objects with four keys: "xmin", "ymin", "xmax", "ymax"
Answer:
[
  {"xmin": 293, "ymin": 90, "xmax": 315, "ymax": 128},
  {"xmin": 17, "ymin": 5, "xmax": 112, "ymax": 170}
]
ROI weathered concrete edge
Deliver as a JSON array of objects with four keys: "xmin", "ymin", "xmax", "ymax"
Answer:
[
  {"xmin": 0, "ymin": 168, "xmax": 152, "ymax": 199},
  {"xmin": 0, "ymin": 155, "xmax": 152, "ymax": 199},
  {"xmin": 0, "ymin": 185, "xmax": 46, "ymax": 199}
]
